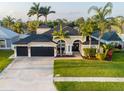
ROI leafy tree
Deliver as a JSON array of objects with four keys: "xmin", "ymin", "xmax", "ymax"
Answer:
[{"xmin": 40, "ymin": 6, "xmax": 55, "ymax": 23}]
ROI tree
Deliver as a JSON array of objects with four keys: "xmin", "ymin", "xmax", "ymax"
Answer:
[
  {"xmin": 40, "ymin": 6, "xmax": 55, "ymax": 23},
  {"xmin": 75, "ymin": 17, "xmax": 85, "ymax": 33},
  {"xmin": 2, "ymin": 16, "xmax": 15, "ymax": 29},
  {"xmin": 88, "ymin": 2, "xmax": 113, "ymax": 52},
  {"xmin": 81, "ymin": 18, "xmax": 95, "ymax": 48},
  {"xmin": 27, "ymin": 2, "xmax": 41, "ymax": 21},
  {"xmin": 12, "ymin": 21, "xmax": 24, "ymax": 34},
  {"xmin": 27, "ymin": 21, "xmax": 39, "ymax": 33},
  {"xmin": 52, "ymin": 23, "xmax": 69, "ymax": 56},
  {"xmin": 111, "ymin": 16, "xmax": 124, "ymax": 34}
]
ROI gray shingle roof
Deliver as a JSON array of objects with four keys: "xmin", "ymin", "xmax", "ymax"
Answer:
[
  {"xmin": 51, "ymin": 25, "xmax": 81, "ymax": 36},
  {"xmin": 13, "ymin": 33, "xmax": 53, "ymax": 44},
  {"xmin": 0, "ymin": 26, "xmax": 18, "ymax": 39},
  {"xmin": 92, "ymin": 31, "xmax": 122, "ymax": 41},
  {"xmin": 14, "ymin": 25, "xmax": 81, "ymax": 44}
]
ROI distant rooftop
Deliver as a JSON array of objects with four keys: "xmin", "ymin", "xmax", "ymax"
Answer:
[{"xmin": 0, "ymin": 26, "xmax": 19, "ymax": 39}]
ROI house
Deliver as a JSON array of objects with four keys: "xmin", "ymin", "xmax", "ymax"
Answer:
[
  {"xmin": 0, "ymin": 26, "xmax": 19, "ymax": 49},
  {"xmin": 13, "ymin": 25, "xmax": 123, "ymax": 57},
  {"xmin": 13, "ymin": 24, "xmax": 85, "ymax": 57}
]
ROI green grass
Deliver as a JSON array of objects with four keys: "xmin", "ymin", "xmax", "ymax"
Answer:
[
  {"xmin": 0, "ymin": 50, "xmax": 14, "ymax": 72},
  {"xmin": 55, "ymin": 82, "xmax": 124, "ymax": 91},
  {"xmin": 54, "ymin": 52, "xmax": 124, "ymax": 77}
]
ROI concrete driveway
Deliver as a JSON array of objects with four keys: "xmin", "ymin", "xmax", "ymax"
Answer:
[{"xmin": 0, "ymin": 57, "xmax": 56, "ymax": 91}]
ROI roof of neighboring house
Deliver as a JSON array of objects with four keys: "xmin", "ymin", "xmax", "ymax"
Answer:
[
  {"xmin": 92, "ymin": 31, "xmax": 122, "ymax": 41},
  {"xmin": 13, "ymin": 33, "xmax": 54, "ymax": 44},
  {"xmin": 82, "ymin": 37, "xmax": 103, "ymax": 45},
  {"xmin": 0, "ymin": 26, "xmax": 19, "ymax": 39}
]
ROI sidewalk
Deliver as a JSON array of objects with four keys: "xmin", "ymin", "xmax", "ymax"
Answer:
[{"xmin": 54, "ymin": 77, "xmax": 124, "ymax": 82}]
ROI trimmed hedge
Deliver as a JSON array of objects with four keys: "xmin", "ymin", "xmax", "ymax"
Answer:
[{"xmin": 83, "ymin": 48, "xmax": 96, "ymax": 57}]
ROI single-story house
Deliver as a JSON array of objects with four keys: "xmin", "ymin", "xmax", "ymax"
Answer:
[
  {"xmin": 13, "ymin": 25, "xmax": 123, "ymax": 57},
  {"xmin": 13, "ymin": 24, "xmax": 86, "ymax": 57},
  {"xmin": 0, "ymin": 26, "xmax": 19, "ymax": 49}
]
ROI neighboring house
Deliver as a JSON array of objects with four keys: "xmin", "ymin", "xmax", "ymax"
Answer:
[
  {"xmin": 13, "ymin": 24, "xmax": 85, "ymax": 57},
  {"xmin": 0, "ymin": 26, "xmax": 19, "ymax": 49},
  {"xmin": 91, "ymin": 31, "xmax": 122, "ymax": 45}
]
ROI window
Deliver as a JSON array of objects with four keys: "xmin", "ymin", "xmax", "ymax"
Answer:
[
  {"xmin": 68, "ymin": 46, "xmax": 70, "ymax": 52},
  {"xmin": 0, "ymin": 40, "xmax": 5, "ymax": 48}
]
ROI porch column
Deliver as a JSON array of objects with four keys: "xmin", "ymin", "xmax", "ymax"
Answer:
[
  {"xmin": 65, "ymin": 44, "xmax": 72, "ymax": 55},
  {"xmin": 14, "ymin": 46, "xmax": 17, "ymax": 57},
  {"xmin": 28, "ymin": 46, "xmax": 31, "ymax": 57},
  {"xmin": 54, "ymin": 47, "xmax": 57, "ymax": 57}
]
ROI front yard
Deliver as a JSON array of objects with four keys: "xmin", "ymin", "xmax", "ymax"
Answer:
[
  {"xmin": 54, "ymin": 51, "xmax": 124, "ymax": 91},
  {"xmin": 0, "ymin": 50, "xmax": 13, "ymax": 72},
  {"xmin": 54, "ymin": 51, "xmax": 124, "ymax": 77}
]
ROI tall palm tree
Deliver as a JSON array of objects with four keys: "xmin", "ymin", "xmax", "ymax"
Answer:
[
  {"xmin": 81, "ymin": 18, "xmax": 95, "ymax": 48},
  {"xmin": 75, "ymin": 17, "xmax": 85, "ymax": 33},
  {"xmin": 111, "ymin": 16, "xmax": 124, "ymax": 34},
  {"xmin": 88, "ymin": 2, "xmax": 113, "ymax": 52},
  {"xmin": 27, "ymin": 2, "xmax": 41, "ymax": 21},
  {"xmin": 40, "ymin": 6, "xmax": 55, "ymax": 23},
  {"xmin": 52, "ymin": 23, "xmax": 69, "ymax": 56},
  {"xmin": 2, "ymin": 16, "xmax": 15, "ymax": 28}
]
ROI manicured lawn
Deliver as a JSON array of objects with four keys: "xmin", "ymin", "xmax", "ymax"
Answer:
[
  {"xmin": 0, "ymin": 50, "xmax": 14, "ymax": 72},
  {"xmin": 54, "ymin": 52, "xmax": 124, "ymax": 77},
  {"xmin": 55, "ymin": 82, "xmax": 124, "ymax": 91}
]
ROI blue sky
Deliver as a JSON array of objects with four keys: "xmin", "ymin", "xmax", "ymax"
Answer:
[{"xmin": 0, "ymin": 2, "xmax": 124, "ymax": 21}]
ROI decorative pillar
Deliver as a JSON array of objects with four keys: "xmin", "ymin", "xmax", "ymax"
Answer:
[
  {"xmin": 54, "ymin": 47, "xmax": 57, "ymax": 57},
  {"xmin": 28, "ymin": 46, "xmax": 31, "ymax": 57},
  {"xmin": 14, "ymin": 46, "xmax": 17, "ymax": 57}
]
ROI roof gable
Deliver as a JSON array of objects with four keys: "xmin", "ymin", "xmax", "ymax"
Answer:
[{"xmin": 92, "ymin": 31, "xmax": 122, "ymax": 41}]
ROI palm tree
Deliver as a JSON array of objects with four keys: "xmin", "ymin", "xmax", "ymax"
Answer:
[
  {"xmin": 81, "ymin": 18, "xmax": 95, "ymax": 48},
  {"xmin": 52, "ymin": 23, "xmax": 69, "ymax": 56},
  {"xmin": 12, "ymin": 21, "xmax": 24, "ymax": 34},
  {"xmin": 27, "ymin": 2, "xmax": 41, "ymax": 21},
  {"xmin": 2, "ymin": 16, "xmax": 15, "ymax": 28},
  {"xmin": 75, "ymin": 17, "xmax": 85, "ymax": 33},
  {"xmin": 88, "ymin": 2, "xmax": 113, "ymax": 52},
  {"xmin": 40, "ymin": 6, "xmax": 55, "ymax": 23}
]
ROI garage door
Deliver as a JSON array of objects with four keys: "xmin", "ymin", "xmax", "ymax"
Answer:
[
  {"xmin": 31, "ymin": 47, "xmax": 54, "ymax": 56},
  {"xmin": 16, "ymin": 46, "xmax": 28, "ymax": 56}
]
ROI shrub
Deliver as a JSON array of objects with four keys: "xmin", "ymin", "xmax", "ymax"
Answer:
[
  {"xmin": 96, "ymin": 53, "xmax": 106, "ymax": 60},
  {"xmin": 83, "ymin": 48, "xmax": 96, "ymax": 57}
]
